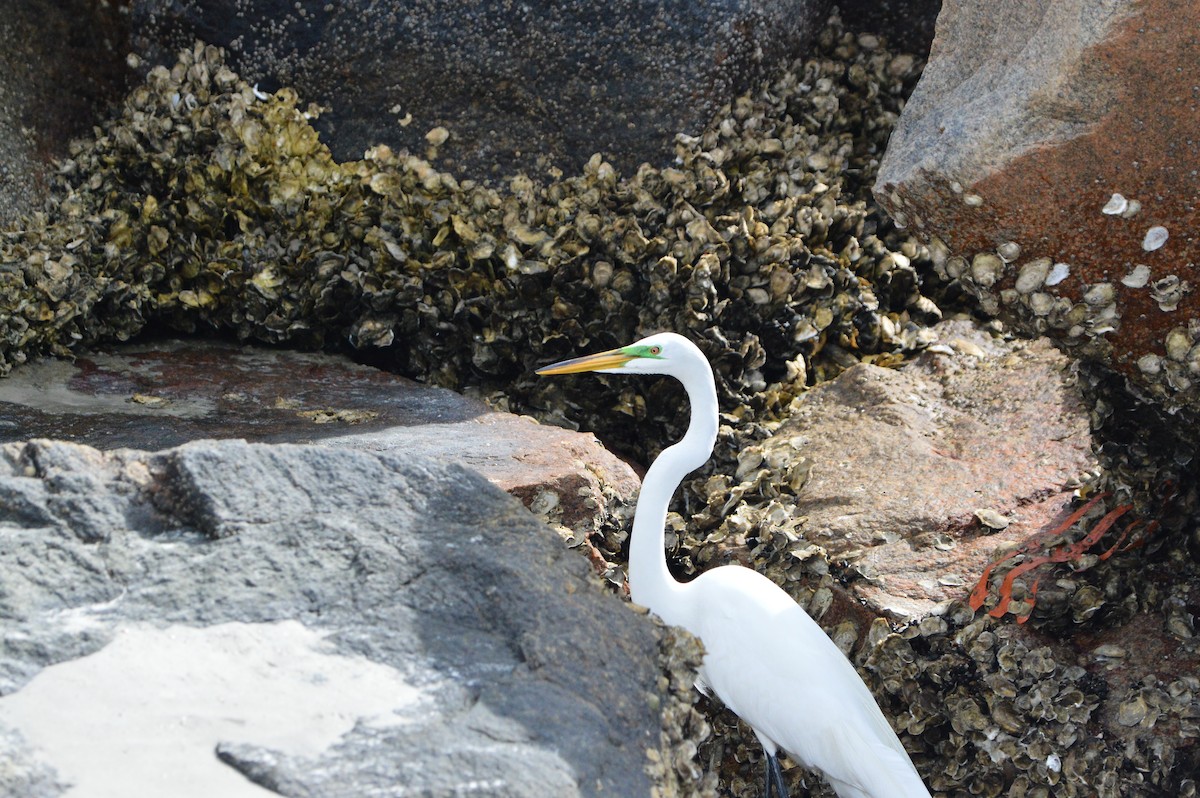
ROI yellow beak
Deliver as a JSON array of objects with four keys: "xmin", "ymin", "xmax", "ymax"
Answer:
[{"xmin": 536, "ymin": 348, "xmax": 633, "ymax": 375}]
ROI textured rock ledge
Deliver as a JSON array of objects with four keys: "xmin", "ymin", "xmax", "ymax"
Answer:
[{"xmin": 0, "ymin": 338, "xmax": 640, "ymax": 540}]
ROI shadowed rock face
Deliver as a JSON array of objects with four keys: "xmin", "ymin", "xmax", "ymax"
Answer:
[
  {"xmin": 0, "ymin": 0, "xmax": 132, "ymax": 225},
  {"xmin": 129, "ymin": 0, "xmax": 831, "ymax": 179},
  {"xmin": 838, "ymin": 0, "xmax": 940, "ymax": 54},
  {"xmin": 0, "ymin": 439, "xmax": 664, "ymax": 797},
  {"xmin": 1, "ymin": 0, "xmax": 831, "ymax": 220},
  {"xmin": 874, "ymin": 0, "xmax": 1200, "ymax": 426}
]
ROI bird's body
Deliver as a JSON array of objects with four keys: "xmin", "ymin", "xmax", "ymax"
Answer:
[
  {"xmin": 538, "ymin": 332, "xmax": 930, "ymax": 798},
  {"xmin": 681, "ymin": 566, "xmax": 930, "ymax": 798}
]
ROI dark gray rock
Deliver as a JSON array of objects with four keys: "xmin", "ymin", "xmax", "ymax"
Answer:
[
  {"xmin": 130, "ymin": 0, "xmax": 832, "ymax": 179},
  {"xmin": 839, "ymin": 0, "xmax": 940, "ymax": 54},
  {"xmin": 0, "ymin": 439, "xmax": 663, "ymax": 797},
  {"xmin": 0, "ymin": 0, "xmax": 130, "ymax": 225},
  {"xmin": 0, "ymin": 725, "xmax": 66, "ymax": 798},
  {"xmin": 0, "ymin": 339, "xmax": 486, "ymax": 451}
]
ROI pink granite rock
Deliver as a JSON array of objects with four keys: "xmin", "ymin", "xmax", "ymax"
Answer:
[
  {"xmin": 773, "ymin": 320, "xmax": 1097, "ymax": 618},
  {"xmin": 875, "ymin": 0, "xmax": 1200, "ymax": 417}
]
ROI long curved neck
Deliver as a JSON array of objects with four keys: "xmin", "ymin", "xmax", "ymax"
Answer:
[{"xmin": 628, "ymin": 364, "xmax": 719, "ymax": 626}]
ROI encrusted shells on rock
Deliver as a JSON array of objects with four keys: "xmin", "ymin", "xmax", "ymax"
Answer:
[
  {"xmin": 1083, "ymin": 282, "xmax": 1116, "ymax": 307},
  {"xmin": 1015, "ymin": 257, "xmax": 1052, "ymax": 294},
  {"xmin": 1101, "ymin": 193, "xmax": 1128, "ymax": 215},
  {"xmin": 1165, "ymin": 328, "xmax": 1192, "ymax": 362},
  {"xmin": 970, "ymin": 252, "xmax": 1005, "ymax": 287},
  {"xmin": 1150, "ymin": 275, "xmax": 1187, "ymax": 312},
  {"xmin": 1142, "ymin": 225, "xmax": 1169, "ymax": 252},
  {"xmin": 1121, "ymin": 264, "xmax": 1151, "ymax": 289},
  {"xmin": 997, "ymin": 241, "xmax": 1021, "ymax": 262},
  {"xmin": 1045, "ymin": 262, "xmax": 1071, "ymax": 287}
]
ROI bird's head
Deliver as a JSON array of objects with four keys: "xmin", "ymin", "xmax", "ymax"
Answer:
[{"xmin": 536, "ymin": 332, "xmax": 703, "ymax": 379}]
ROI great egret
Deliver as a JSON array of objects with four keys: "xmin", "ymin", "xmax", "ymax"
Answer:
[{"xmin": 538, "ymin": 332, "xmax": 931, "ymax": 798}]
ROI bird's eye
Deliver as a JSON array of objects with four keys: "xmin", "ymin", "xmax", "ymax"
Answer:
[{"xmin": 649, "ymin": 346, "xmax": 661, "ymax": 355}]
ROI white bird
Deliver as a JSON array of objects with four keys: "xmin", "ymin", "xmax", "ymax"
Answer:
[{"xmin": 538, "ymin": 332, "xmax": 931, "ymax": 798}]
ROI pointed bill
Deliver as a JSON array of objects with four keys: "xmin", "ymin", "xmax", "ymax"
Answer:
[{"xmin": 536, "ymin": 348, "xmax": 632, "ymax": 375}]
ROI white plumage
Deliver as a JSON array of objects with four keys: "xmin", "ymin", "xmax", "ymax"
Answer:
[{"xmin": 538, "ymin": 332, "xmax": 931, "ymax": 798}]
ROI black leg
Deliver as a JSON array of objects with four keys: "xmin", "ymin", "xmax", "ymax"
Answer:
[
  {"xmin": 762, "ymin": 751, "xmax": 790, "ymax": 798},
  {"xmin": 769, "ymin": 753, "xmax": 790, "ymax": 798}
]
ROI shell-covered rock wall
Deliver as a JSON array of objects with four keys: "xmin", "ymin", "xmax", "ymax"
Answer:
[{"xmin": 0, "ymin": 28, "xmax": 934, "ymax": 465}]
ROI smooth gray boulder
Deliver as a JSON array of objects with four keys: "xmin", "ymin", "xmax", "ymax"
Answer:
[{"xmin": 0, "ymin": 439, "xmax": 664, "ymax": 797}]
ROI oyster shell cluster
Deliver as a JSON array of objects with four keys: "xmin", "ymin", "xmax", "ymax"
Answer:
[
  {"xmin": 2, "ymin": 12, "xmax": 1198, "ymax": 798},
  {"xmin": 0, "ymin": 26, "xmax": 934, "ymax": 451},
  {"xmin": 875, "ymin": 598, "xmax": 1200, "ymax": 797},
  {"xmin": 647, "ymin": 624, "xmax": 719, "ymax": 797},
  {"xmin": 940, "ymin": 239, "xmax": 1198, "ymax": 403}
]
